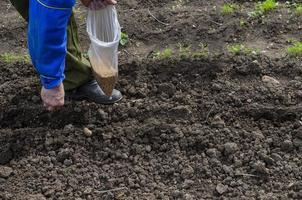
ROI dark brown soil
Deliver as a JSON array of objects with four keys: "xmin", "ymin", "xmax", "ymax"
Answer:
[{"xmin": 1, "ymin": 0, "xmax": 302, "ymax": 199}]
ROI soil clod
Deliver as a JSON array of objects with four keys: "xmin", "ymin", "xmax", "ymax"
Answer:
[
  {"xmin": 0, "ymin": 166, "xmax": 13, "ymax": 178},
  {"xmin": 216, "ymin": 183, "xmax": 228, "ymax": 195}
]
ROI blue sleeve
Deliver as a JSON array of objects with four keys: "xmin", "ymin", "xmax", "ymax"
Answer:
[{"xmin": 28, "ymin": 0, "xmax": 76, "ymax": 89}]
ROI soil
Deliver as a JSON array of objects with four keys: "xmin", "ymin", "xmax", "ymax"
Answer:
[{"xmin": 1, "ymin": 0, "xmax": 302, "ymax": 199}]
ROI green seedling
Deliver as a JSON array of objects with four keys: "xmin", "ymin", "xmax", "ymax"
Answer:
[
  {"xmin": 295, "ymin": 4, "xmax": 302, "ymax": 15},
  {"xmin": 221, "ymin": 3, "xmax": 237, "ymax": 15},
  {"xmin": 240, "ymin": 19, "xmax": 247, "ymax": 27},
  {"xmin": 286, "ymin": 38, "xmax": 298, "ymax": 44},
  {"xmin": 287, "ymin": 41, "xmax": 302, "ymax": 57},
  {"xmin": 228, "ymin": 44, "xmax": 259, "ymax": 55},
  {"xmin": 249, "ymin": 0, "xmax": 277, "ymax": 18},
  {"xmin": 120, "ymin": 32, "xmax": 129, "ymax": 46},
  {"xmin": 0, "ymin": 53, "xmax": 30, "ymax": 63},
  {"xmin": 154, "ymin": 48, "xmax": 173, "ymax": 60},
  {"xmin": 178, "ymin": 44, "xmax": 192, "ymax": 59},
  {"xmin": 258, "ymin": 0, "xmax": 277, "ymax": 12},
  {"xmin": 192, "ymin": 43, "xmax": 210, "ymax": 58},
  {"xmin": 228, "ymin": 44, "xmax": 245, "ymax": 54}
]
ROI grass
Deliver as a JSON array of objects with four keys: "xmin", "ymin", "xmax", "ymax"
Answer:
[
  {"xmin": 295, "ymin": 4, "xmax": 302, "ymax": 15},
  {"xmin": 240, "ymin": 19, "xmax": 247, "ymax": 27},
  {"xmin": 258, "ymin": 0, "xmax": 277, "ymax": 12},
  {"xmin": 228, "ymin": 44, "xmax": 260, "ymax": 55},
  {"xmin": 249, "ymin": 0, "xmax": 277, "ymax": 18},
  {"xmin": 192, "ymin": 43, "xmax": 210, "ymax": 59},
  {"xmin": 120, "ymin": 32, "xmax": 129, "ymax": 46},
  {"xmin": 221, "ymin": 3, "xmax": 238, "ymax": 15},
  {"xmin": 178, "ymin": 44, "xmax": 192, "ymax": 59},
  {"xmin": 0, "ymin": 53, "xmax": 30, "ymax": 63},
  {"xmin": 154, "ymin": 43, "xmax": 210, "ymax": 60},
  {"xmin": 154, "ymin": 48, "xmax": 173, "ymax": 60},
  {"xmin": 287, "ymin": 41, "xmax": 302, "ymax": 57}
]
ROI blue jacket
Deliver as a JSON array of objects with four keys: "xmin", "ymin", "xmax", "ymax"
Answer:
[{"xmin": 28, "ymin": 0, "xmax": 75, "ymax": 89}]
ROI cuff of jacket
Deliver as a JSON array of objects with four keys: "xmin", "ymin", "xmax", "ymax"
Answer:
[{"xmin": 40, "ymin": 75, "xmax": 65, "ymax": 89}]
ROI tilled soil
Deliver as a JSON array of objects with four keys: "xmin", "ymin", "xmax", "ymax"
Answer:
[{"xmin": 1, "ymin": 0, "xmax": 302, "ymax": 199}]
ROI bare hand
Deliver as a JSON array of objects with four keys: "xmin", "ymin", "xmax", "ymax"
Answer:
[
  {"xmin": 87, "ymin": 0, "xmax": 117, "ymax": 10},
  {"xmin": 41, "ymin": 83, "xmax": 65, "ymax": 111}
]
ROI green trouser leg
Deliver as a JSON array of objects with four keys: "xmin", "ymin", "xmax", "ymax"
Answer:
[{"xmin": 9, "ymin": 0, "xmax": 93, "ymax": 90}]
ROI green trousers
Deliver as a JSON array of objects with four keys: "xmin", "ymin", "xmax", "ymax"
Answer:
[{"xmin": 9, "ymin": 0, "xmax": 93, "ymax": 90}]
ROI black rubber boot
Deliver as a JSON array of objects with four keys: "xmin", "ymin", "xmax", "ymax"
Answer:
[{"xmin": 66, "ymin": 80, "xmax": 123, "ymax": 104}]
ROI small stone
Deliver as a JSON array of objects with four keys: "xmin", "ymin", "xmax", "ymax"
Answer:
[
  {"xmin": 262, "ymin": 75, "xmax": 280, "ymax": 86},
  {"xmin": 253, "ymin": 161, "xmax": 269, "ymax": 174},
  {"xmin": 63, "ymin": 159, "xmax": 73, "ymax": 166},
  {"xmin": 181, "ymin": 165, "xmax": 194, "ymax": 178},
  {"xmin": 281, "ymin": 140, "xmax": 294, "ymax": 152},
  {"xmin": 83, "ymin": 127, "xmax": 93, "ymax": 137},
  {"xmin": 64, "ymin": 124, "xmax": 75, "ymax": 132},
  {"xmin": 216, "ymin": 183, "xmax": 228, "ymax": 194},
  {"xmin": 83, "ymin": 187, "xmax": 93, "ymax": 195},
  {"xmin": 98, "ymin": 109, "xmax": 109, "ymax": 120},
  {"xmin": 145, "ymin": 145, "xmax": 152, "ymax": 152},
  {"xmin": 212, "ymin": 83, "xmax": 223, "ymax": 91},
  {"xmin": 262, "ymin": 75, "xmax": 282, "ymax": 93},
  {"xmin": 206, "ymin": 148, "xmax": 219, "ymax": 158},
  {"xmin": 211, "ymin": 115, "xmax": 225, "ymax": 128},
  {"xmin": 0, "ymin": 166, "xmax": 13, "ymax": 178},
  {"xmin": 224, "ymin": 142, "xmax": 238, "ymax": 156}
]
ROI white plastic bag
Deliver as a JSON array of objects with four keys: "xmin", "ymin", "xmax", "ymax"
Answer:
[{"xmin": 86, "ymin": 5, "xmax": 121, "ymax": 96}]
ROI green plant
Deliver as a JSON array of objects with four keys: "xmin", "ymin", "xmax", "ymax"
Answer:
[
  {"xmin": 295, "ymin": 4, "xmax": 302, "ymax": 15},
  {"xmin": 0, "ymin": 53, "xmax": 30, "ymax": 63},
  {"xmin": 192, "ymin": 43, "xmax": 210, "ymax": 58},
  {"xmin": 258, "ymin": 0, "xmax": 277, "ymax": 12},
  {"xmin": 287, "ymin": 41, "xmax": 302, "ymax": 57},
  {"xmin": 240, "ymin": 19, "xmax": 246, "ymax": 27},
  {"xmin": 120, "ymin": 32, "xmax": 129, "ymax": 46},
  {"xmin": 154, "ymin": 48, "xmax": 173, "ymax": 59},
  {"xmin": 221, "ymin": 3, "xmax": 237, "ymax": 15},
  {"xmin": 178, "ymin": 44, "xmax": 192, "ymax": 59},
  {"xmin": 249, "ymin": 0, "xmax": 277, "ymax": 18},
  {"xmin": 228, "ymin": 44, "xmax": 245, "ymax": 54},
  {"xmin": 228, "ymin": 44, "xmax": 259, "ymax": 55}
]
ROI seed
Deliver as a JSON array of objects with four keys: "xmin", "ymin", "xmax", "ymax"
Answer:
[{"xmin": 83, "ymin": 127, "xmax": 92, "ymax": 137}]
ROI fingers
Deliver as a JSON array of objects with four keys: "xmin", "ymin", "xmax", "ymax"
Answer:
[
  {"xmin": 43, "ymin": 102, "xmax": 63, "ymax": 112},
  {"xmin": 104, "ymin": 0, "xmax": 117, "ymax": 5},
  {"xmin": 41, "ymin": 84, "xmax": 65, "ymax": 112},
  {"xmin": 110, "ymin": 0, "xmax": 117, "ymax": 4},
  {"xmin": 89, "ymin": 0, "xmax": 106, "ymax": 10},
  {"xmin": 89, "ymin": 0, "xmax": 117, "ymax": 10}
]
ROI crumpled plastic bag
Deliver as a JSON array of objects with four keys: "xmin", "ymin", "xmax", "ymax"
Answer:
[{"xmin": 86, "ymin": 5, "xmax": 121, "ymax": 96}]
